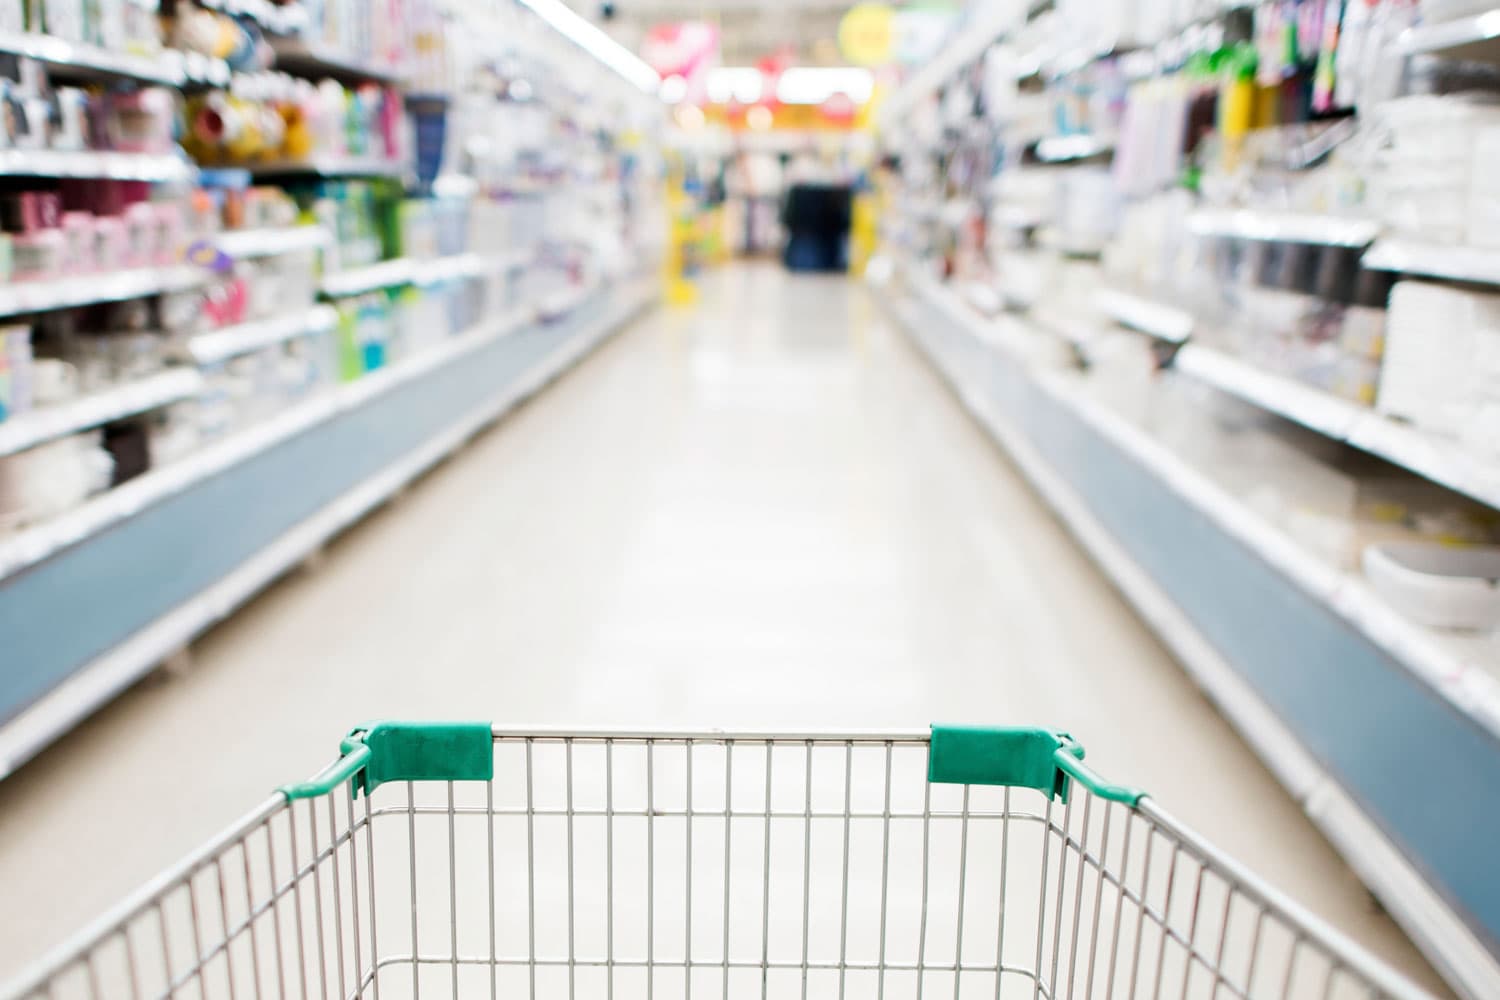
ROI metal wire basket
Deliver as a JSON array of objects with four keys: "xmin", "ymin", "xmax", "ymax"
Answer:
[{"xmin": 2, "ymin": 723, "xmax": 1432, "ymax": 1000}]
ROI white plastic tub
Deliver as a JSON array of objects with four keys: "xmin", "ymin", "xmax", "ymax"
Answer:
[{"xmin": 1364, "ymin": 541, "xmax": 1500, "ymax": 630}]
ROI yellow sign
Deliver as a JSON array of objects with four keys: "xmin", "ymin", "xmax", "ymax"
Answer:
[{"xmin": 838, "ymin": 3, "xmax": 894, "ymax": 67}]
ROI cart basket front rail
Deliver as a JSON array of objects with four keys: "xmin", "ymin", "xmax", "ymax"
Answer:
[{"xmin": 3, "ymin": 723, "xmax": 1434, "ymax": 1000}]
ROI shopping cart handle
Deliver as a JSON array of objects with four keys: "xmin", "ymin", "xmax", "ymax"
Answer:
[
  {"xmin": 279, "ymin": 721, "xmax": 495, "ymax": 800},
  {"xmin": 279, "ymin": 742, "xmax": 374, "ymax": 801},
  {"xmin": 927, "ymin": 724, "xmax": 1144, "ymax": 805}
]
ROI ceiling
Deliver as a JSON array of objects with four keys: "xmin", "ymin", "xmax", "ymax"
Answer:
[{"xmin": 568, "ymin": 0, "xmax": 856, "ymax": 66}]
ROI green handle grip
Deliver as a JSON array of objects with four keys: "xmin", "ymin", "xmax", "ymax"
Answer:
[
  {"xmin": 277, "ymin": 722, "xmax": 494, "ymax": 801},
  {"xmin": 279, "ymin": 743, "xmax": 374, "ymax": 801},
  {"xmin": 927, "ymin": 725, "xmax": 1144, "ymax": 805},
  {"xmin": 1052, "ymin": 747, "xmax": 1144, "ymax": 805}
]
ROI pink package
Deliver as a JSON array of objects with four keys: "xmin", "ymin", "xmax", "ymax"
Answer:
[
  {"xmin": 153, "ymin": 202, "xmax": 186, "ymax": 264},
  {"xmin": 60, "ymin": 213, "xmax": 97, "ymax": 273},
  {"xmin": 93, "ymin": 217, "xmax": 128, "ymax": 271},
  {"xmin": 122, "ymin": 203, "xmax": 156, "ymax": 268}
]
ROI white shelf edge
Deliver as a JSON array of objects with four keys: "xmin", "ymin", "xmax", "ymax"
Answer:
[
  {"xmin": 0, "ymin": 283, "xmax": 653, "ymax": 782},
  {"xmin": 1094, "ymin": 286, "xmax": 1193, "ymax": 342},
  {"xmin": 246, "ymin": 157, "xmax": 404, "ymax": 179},
  {"xmin": 187, "ymin": 305, "xmax": 339, "ymax": 365},
  {"xmin": 0, "ymin": 265, "xmax": 207, "ymax": 317},
  {"xmin": 1176, "ymin": 343, "xmax": 1500, "ymax": 513},
  {"xmin": 319, "ymin": 258, "xmax": 416, "ymax": 296},
  {"xmin": 320, "ymin": 253, "xmax": 505, "ymax": 296},
  {"xmin": 1397, "ymin": 9, "xmax": 1500, "ymax": 55},
  {"xmin": 894, "ymin": 281, "xmax": 1500, "ymax": 1000},
  {"xmin": 268, "ymin": 38, "xmax": 406, "ymax": 83},
  {"xmin": 0, "ymin": 32, "xmax": 191, "ymax": 84},
  {"xmin": 411, "ymin": 254, "xmax": 487, "ymax": 285},
  {"xmin": 537, "ymin": 284, "xmax": 597, "ymax": 319},
  {"xmin": 1362, "ymin": 238, "xmax": 1500, "ymax": 284},
  {"xmin": 1174, "ymin": 344, "xmax": 1366, "ymax": 439},
  {"xmin": 878, "ymin": 3, "xmax": 1020, "ymax": 127},
  {"xmin": 0, "ymin": 369, "xmax": 203, "ymax": 457},
  {"xmin": 934, "ymin": 280, "xmax": 1500, "ymax": 747},
  {"xmin": 1035, "ymin": 133, "xmax": 1114, "ymax": 163},
  {"xmin": 0, "ymin": 285, "xmax": 624, "ymax": 582},
  {"xmin": 0, "ymin": 149, "xmax": 196, "ymax": 182},
  {"xmin": 1187, "ymin": 209, "xmax": 1379, "ymax": 247},
  {"xmin": 215, "ymin": 226, "xmax": 332, "ymax": 259}
]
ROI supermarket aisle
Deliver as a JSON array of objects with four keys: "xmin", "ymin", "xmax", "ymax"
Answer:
[{"xmin": 0, "ymin": 263, "xmax": 1441, "ymax": 990}]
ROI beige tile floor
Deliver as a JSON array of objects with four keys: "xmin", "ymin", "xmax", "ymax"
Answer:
[{"xmin": 0, "ymin": 263, "xmax": 1444, "ymax": 993}]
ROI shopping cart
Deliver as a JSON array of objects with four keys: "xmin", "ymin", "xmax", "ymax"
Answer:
[{"xmin": 4, "ymin": 724, "xmax": 1433, "ymax": 1000}]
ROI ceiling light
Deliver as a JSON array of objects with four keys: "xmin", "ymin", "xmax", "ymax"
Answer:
[
  {"xmin": 706, "ymin": 67, "xmax": 763, "ymax": 105},
  {"xmin": 659, "ymin": 74, "xmax": 688, "ymax": 103},
  {"xmin": 775, "ymin": 67, "xmax": 873, "ymax": 105},
  {"xmin": 513, "ymin": 0, "xmax": 660, "ymax": 93}
]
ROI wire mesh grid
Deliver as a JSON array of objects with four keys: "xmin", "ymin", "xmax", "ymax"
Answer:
[{"xmin": 9, "ymin": 732, "xmax": 1427, "ymax": 1000}]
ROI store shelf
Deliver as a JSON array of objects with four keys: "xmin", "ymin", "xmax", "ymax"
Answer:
[
  {"xmin": 1094, "ymin": 286, "xmax": 1193, "ymax": 343},
  {"xmin": 1173, "ymin": 344, "xmax": 1366, "ymax": 438},
  {"xmin": 0, "ymin": 369, "xmax": 202, "ymax": 457},
  {"xmin": 214, "ymin": 226, "xmax": 331, "ymax": 259},
  {"xmin": 0, "ymin": 279, "xmax": 654, "ymax": 779},
  {"xmin": 1397, "ymin": 9, "xmax": 1500, "ymax": 62},
  {"xmin": 319, "ymin": 258, "xmax": 416, "ymax": 296},
  {"xmin": 0, "ymin": 265, "xmax": 207, "ymax": 317},
  {"xmin": 0, "ymin": 32, "xmax": 228, "ymax": 86},
  {"xmin": 991, "ymin": 205, "xmax": 1046, "ymax": 230},
  {"xmin": 537, "ymin": 283, "xmax": 597, "ymax": 320},
  {"xmin": 1034, "ymin": 133, "xmax": 1114, "ymax": 163},
  {"xmin": 891, "ymin": 278, "xmax": 1500, "ymax": 998},
  {"xmin": 244, "ymin": 156, "xmax": 405, "ymax": 179},
  {"xmin": 1174, "ymin": 343, "xmax": 1500, "ymax": 513},
  {"xmin": 878, "ymin": 2, "xmax": 1019, "ymax": 127},
  {"xmin": 1362, "ymin": 238, "xmax": 1500, "ymax": 284},
  {"xmin": 0, "ymin": 149, "xmax": 196, "ymax": 182},
  {"xmin": 411, "ymin": 254, "xmax": 489, "ymax": 285},
  {"xmin": 1187, "ymin": 209, "xmax": 1380, "ymax": 247},
  {"xmin": 198, "ymin": 0, "xmax": 306, "ymax": 34},
  {"xmin": 269, "ymin": 37, "xmax": 405, "ymax": 84},
  {"xmin": 186, "ymin": 306, "xmax": 339, "ymax": 365},
  {"xmin": 1030, "ymin": 302, "xmax": 1104, "ymax": 355}
]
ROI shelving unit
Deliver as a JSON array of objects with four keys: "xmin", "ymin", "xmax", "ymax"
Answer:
[
  {"xmin": 1186, "ymin": 209, "xmax": 1380, "ymax": 246},
  {"xmin": 0, "ymin": 32, "xmax": 227, "ymax": 86},
  {"xmin": 1034, "ymin": 133, "xmax": 1115, "ymax": 162},
  {"xmin": 214, "ymin": 226, "xmax": 332, "ymax": 259},
  {"xmin": 0, "ymin": 149, "xmax": 196, "ymax": 182},
  {"xmin": 881, "ymin": 1, "xmax": 1500, "ymax": 992},
  {"xmin": 319, "ymin": 258, "xmax": 418, "ymax": 296},
  {"xmin": 1362, "ymin": 238, "xmax": 1500, "ymax": 284},
  {"xmin": 890, "ymin": 277, "xmax": 1500, "ymax": 997},
  {"xmin": 0, "ymin": 369, "xmax": 203, "ymax": 457},
  {"xmin": 245, "ymin": 157, "xmax": 406, "ymax": 179},
  {"xmin": 1396, "ymin": 9, "xmax": 1500, "ymax": 62},
  {"xmin": 1175, "ymin": 343, "xmax": 1500, "ymax": 513},
  {"xmin": 186, "ymin": 306, "xmax": 339, "ymax": 366},
  {"xmin": 268, "ymin": 38, "xmax": 406, "ymax": 84},
  {"xmin": 1094, "ymin": 286, "xmax": 1193, "ymax": 342},
  {"xmin": 0, "ymin": 279, "xmax": 653, "ymax": 780},
  {"xmin": 0, "ymin": 266, "xmax": 206, "ymax": 316}
]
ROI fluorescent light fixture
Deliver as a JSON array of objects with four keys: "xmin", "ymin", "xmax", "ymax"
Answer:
[
  {"xmin": 659, "ymin": 74, "xmax": 689, "ymax": 103},
  {"xmin": 706, "ymin": 67, "xmax": 763, "ymax": 104},
  {"xmin": 775, "ymin": 67, "xmax": 873, "ymax": 105},
  {"xmin": 513, "ymin": 0, "xmax": 660, "ymax": 93}
]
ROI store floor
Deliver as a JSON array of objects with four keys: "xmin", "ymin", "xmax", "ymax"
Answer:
[{"xmin": 0, "ymin": 263, "xmax": 1444, "ymax": 992}]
